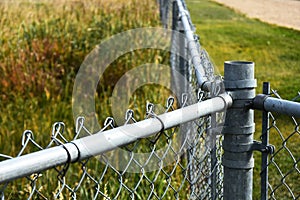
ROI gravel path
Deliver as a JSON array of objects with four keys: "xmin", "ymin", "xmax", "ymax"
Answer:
[{"xmin": 212, "ymin": 0, "xmax": 300, "ymax": 31}]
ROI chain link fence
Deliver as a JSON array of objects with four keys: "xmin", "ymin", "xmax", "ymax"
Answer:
[
  {"xmin": 0, "ymin": 0, "xmax": 225, "ymax": 199},
  {"xmin": 0, "ymin": 94, "xmax": 224, "ymax": 199},
  {"xmin": 165, "ymin": 0, "xmax": 224, "ymax": 199},
  {"xmin": 259, "ymin": 84, "xmax": 300, "ymax": 200},
  {"xmin": 1, "ymin": 0, "xmax": 299, "ymax": 199}
]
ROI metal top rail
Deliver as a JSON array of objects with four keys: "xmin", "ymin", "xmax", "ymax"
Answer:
[
  {"xmin": 174, "ymin": 0, "xmax": 212, "ymax": 90},
  {"xmin": 0, "ymin": 94, "xmax": 232, "ymax": 184},
  {"xmin": 252, "ymin": 94, "xmax": 300, "ymax": 118}
]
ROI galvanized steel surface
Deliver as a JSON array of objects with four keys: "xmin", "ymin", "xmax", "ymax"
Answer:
[{"xmin": 223, "ymin": 61, "xmax": 256, "ymax": 200}]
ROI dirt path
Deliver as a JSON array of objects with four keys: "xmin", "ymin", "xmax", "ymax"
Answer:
[{"xmin": 212, "ymin": 0, "xmax": 300, "ymax": 31}]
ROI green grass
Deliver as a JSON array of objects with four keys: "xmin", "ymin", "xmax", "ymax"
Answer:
[
  {"xmin": 187, "ymin": 0, "xmax": 300, "ymax": 100},
  {"xmin": 0, "ymin": 0, "xmax": 162, "ymax": 149},
  {"xmin": 0, "ymin": 0, "xmax": 299, "ymax": 199}
]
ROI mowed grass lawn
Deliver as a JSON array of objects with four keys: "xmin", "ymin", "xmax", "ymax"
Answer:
[
  {"xmin": 187, "ymin": 0, "xmax": 300, "ymax": 99},
  {"xmin": 0, "ymin": 0, "xmax": 299, "ymax": 198}
]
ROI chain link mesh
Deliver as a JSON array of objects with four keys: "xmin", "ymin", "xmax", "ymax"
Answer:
[
  {"xmin": 260, "ymin": 89, "xmax": 300, "ymax": 200},
  {"xmin": 0, "ymin": 93, "xmax": 221, "ymax": 199},
  {"xmin": 0, "ymin": 0, "xmax": 223, "ymax": 199},
  {"xmin": 166, "ymin": 0, "xmax": 224, "ymax": 199}
]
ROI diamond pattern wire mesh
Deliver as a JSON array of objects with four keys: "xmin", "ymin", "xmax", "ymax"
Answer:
[
  {"xmin": 261, "ymin": 90, "xmax": 300, "ymax": 200},
  {"xmin": 166, "ymin": 0, "xmax": 224, "ymax": 199},
  {"xmin": 0, "ymin": 0, "xmax": 223, "ymax": 199},
  {"xmin": 0, "ymin": 93, "xmax": 218, "ymax": 199}
]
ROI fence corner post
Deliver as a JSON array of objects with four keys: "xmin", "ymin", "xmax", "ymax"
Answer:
[{"xmin": 222, "ymin": 61, "xmax": 257, "ymax": 200}]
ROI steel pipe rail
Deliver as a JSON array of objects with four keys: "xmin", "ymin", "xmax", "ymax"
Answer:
[
  {"xmin": 252, "ymin": 94, "xmax": 300, "ymax": 118},
  {"xmin": 175, "ymin": 0, "xmax": 211, "ymax": 90},
  {"xmin": 0, "ymin": 93, "xmax": 232, "ymax": 184}
]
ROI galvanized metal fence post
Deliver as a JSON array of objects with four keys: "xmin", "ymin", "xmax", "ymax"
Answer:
[
  {"xmin": 261, "ymin": 82, "xmax": 270, "ymax": 200},
  {"xmin": 210, "ymin": 112, "xmax": 218, "ymax": 200},
  {"xmin": 222, "ymin": 61, "xmax": 257, "ymax": 200}
]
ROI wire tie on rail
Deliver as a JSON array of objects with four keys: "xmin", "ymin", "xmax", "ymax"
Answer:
[
  {"xmin": 69, "ymin": 142, "xmax": 81, "ymax": 163},
  {"xmin": 154, "ymin": 114, "xmax": 165, "ymax": 133},
  {"xmin": 146, "ymin": 112, "xmax": 165, "ymax": 144},
  {"xmin": 146, "ymin": 103, "xmax": 165, "ymax": 133},
  {"xmin": 147, "ymin": 112, "xmax": 165, "ymax": 133},
  {"xmin": 59, "ymin": 144, "xmax": 71, "ymax": 178}
]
